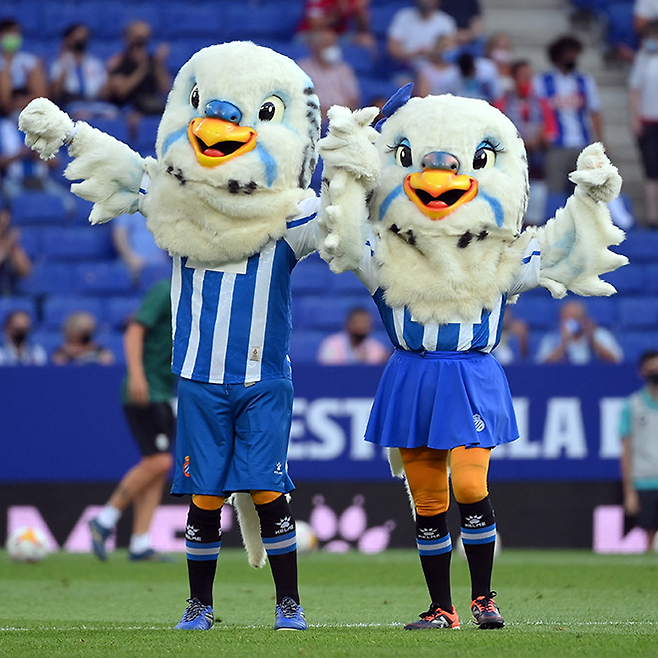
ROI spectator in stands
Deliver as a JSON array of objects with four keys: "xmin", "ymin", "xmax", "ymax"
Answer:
[
  {"xmin": 298, "ymin": 28, "xmax": 360, "ymax": 128},
  {"xmin": 416, "ymin": 35, "xmax": 461, "ymax": 97},
  {"xmin": 455, "ymin": 51, "xmax": 503, "ymax": 104},
  {"xmin": 52, "ymin": 311, "xmax": 115, "ymax": 365},
  {"xmin": 0, "ymin": 310, "xmax": 46, "ymax": 365},
  {"xmin": 534, "ymin": 36, "xmax": 603, "ymax": 196},
  {"xmin": 619, "ymin": 349, "xmax": 658, "ymax": 553},
  {"xmin": 387, "ymin": 0, "xmax": 457, "ymax": 78},
  {"xmin": 629, "ymin": 20, "xmax": 658, "ymax": 228},
  {"xmin": 0, "ymin": 204, "xmax": 31, "ymax": 294},
  {"xmin": 495, "ymin": 60, "xmax": 556, "ymax": 224},
  {"xmin": 492, "ymin": 308, "xmax": 529, "ymax": 365},
  {"xmin": 89, "ymin": 278, "xmax": 176, "ymax": 562},
  {"xmin": 49, "ymin": 24, "xmax": 117, "ymax": 122},
  {"xmin": 634, "ymin": 0, "xmax": 658, "ymax": 37},
  {"xmin": 535, "ymin": 300, "xmax": 623, "ymax": 364},
  {"xmin": 298, "ymin": 0, "xmax": 375, "ymax": 48},
  {"xmin": 317, "ymin": 306, "xmax": 390, "ymax": 364},
  {"xmin": 0, "ymin": 18, "xmax": 47, "ymax": 117},
  {"xmin": 112, "ymin": 211, "xmax": 171, "ymax": 283},
  {"xmin": 484, "ymin": 32, "xmax": 514, "ymax": 93},
  {"xmin": 106, "ymin": 20, "xmax": 170, "ymax": 123},
  {"xmin": 441, "ymin": 0, "xmax": 484, "ymax": 56},
  {"xmin": 0, "ymin": 101, "xmax": 76, "ymax": 214}
]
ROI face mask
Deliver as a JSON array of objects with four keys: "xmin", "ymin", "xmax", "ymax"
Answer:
[
  {"xmin": 645, "ymin": 38, "xmax": 658, "ymax": 54},
  {"xmin": 517, "ymin": 81, "xmax": 532, "ymax": 98},
  {"xmin": 1, "ymin": 33, "xmax": 22, "ymax": 53},
  {"xmin": 646, "ymin": 373, "xmax": 658, "ymax": 385},
  {"xmin": 11, "ymin": 329, "xmax": 28, "ymax": 346},
  {"xmin": 562, "ymin": 59, "xmax": 576, "ymax": 73},
  {"xmin": 79, "ymin": 332, "xmax": 93, "ymax": 345},
  {"xmin": 320, "ymin": 45, "xmax": 342, "ymax": 65},
  {"xmin": 71, "ymin": 39, "xmax": 87, "ymax": 53},
  {"xmin": 491, "ymin": 48, "xmax": 511, "ymax": 65},
  {"xmin": 563, "ymin": 318, "xmax": 581, "ymax": 335}
]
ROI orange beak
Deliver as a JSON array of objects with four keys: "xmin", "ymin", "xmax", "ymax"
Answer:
[
  {"xmin": 404, "ymin": 170, "xmax": 478, "ymax": 220},
  {"xmin": 188, "ymin": 117, "xmax": 256, "ymax": 168}
]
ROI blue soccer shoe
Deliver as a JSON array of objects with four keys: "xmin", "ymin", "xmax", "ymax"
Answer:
[
  {"xmin": 175, "ymin": 597, "xmax": 214, "ymax": 630},
  {"xmin": 274, "ymin": 597, "xmax": 307, "ymax": 631},
  {"xmin": 88, "ymin": 518, "xmax": 112, "ymax": 561}
]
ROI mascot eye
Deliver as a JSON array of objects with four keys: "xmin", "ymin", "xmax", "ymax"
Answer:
[
  {"xmin": 258, "ymin": 95, "xmax": 285, "ymax": 123},
  {"xmin": 473, "ymin": 146, "xmax": 496, "ymax": 170},
  {"xmin": 395, "ymin": 143, "xmax": 413, "ymax": 168},
  {"xmin": 190, "ymin": 85, "xmax": 200, "ymax": 109}
]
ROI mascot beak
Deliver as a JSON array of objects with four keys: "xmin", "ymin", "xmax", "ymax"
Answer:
[
  {"xmin": 403, "ymin": 151, "xmax": 478, "ymax": 220},
  {"xmin": 188, "ymin": 100, "xmax": 257, "ymax": 167}
]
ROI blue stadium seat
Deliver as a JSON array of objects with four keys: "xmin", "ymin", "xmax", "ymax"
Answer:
[
  {"xmin": 606, "ymin": 2, "xmax": 639, "ymax": 51},
  {"xmin": 510, "ymin": 295, "xmax": 558, "ymax": 329},
  {"xmin": 76, "ymin": 262, "xmax": 135, "ymax": 295},
  {"xmin": 543, "ymin": 192, "xmax": 570, "ymax": 221},
  {"xmin": 618, "ymin": 297, "xmax": 658, "ymax": 330},
  {"xmin": 106, "ymin": 296, "xmax": 143, "ymax": 330},
  {"xmin": 224, "ymin": 1, "xmax": 304, "ymax": 41},
  {"xmin": 288, "ymin": 330, "xmax": 326, "ymax": 363},
  {"xmin": 11, "ymin": 193, "xmax": 68, "ymax": 226},
  {"xmin": 333, "ymin": 270, "xmax": 367, "ymax": 295},
  {"xmin": 371, "ymin": 2, "xmax": 403, "ymax": 39},
  {"xmin": 17, "ymin": 262, "xmax": 76, "ymax": 296},
  {"xmin": 139, "ymin": 263, "xmax": 172, "ymax": 293},
  {"xmin": 604, "ymin": 263, "xmax": 645, "ymax": 295},
  {"xmin": 0, "ymin": 297, "xmax": 37, "ymax": 326},
  {"xmin": 40, "ymin": 2, "xmax": 104, "ymax": 39},
  {"xmin": 254, "ymin": 39, "xmax": 309, "ymax": 62},
  {"xmin": 30, "ymin": 330, "xmax": 63, "ymax": 358},
  {"xmin": 96, "ymin": 331, "xmax": 126, "ymax": 365},
  {"xmin": 160, "ymin": 3, "xmax": 225, "ymax": 40},
  {"xmin": 5, "ymin": 0, "xmax": 44, "ymax": 39},
  {"xmin": 94, "ymin": 1, "xmax": 164, "ymax": 40},
  {"xmin": 71, "ymin": 197, "xmax": 94, "ymax": 226},
  {"xmin": 646, "ymin": 264, "xmax": 658, "ymax": 293},
  {"xmin": 18, "ymin": 227, "xmax": 43, "ymax": 260},
  {"xmin": 359, "ymin": 77, "xmax": 399, "ymax": 106},
  {"xmin": 291, "ymin": 259, "xmax": 332, "ymax": 294},
  {"xmin": 88, "ymin": 39, "xmax": 123, "ymax": 63},
  {"xmin": 294, "ymin": 295, "xmax": 380, "ymax": 331},
  {"xmin": 42, "ymin": 296, "xmax": 106, "ymax": 331},
  {"xmin": 341, "ymin": 43, "xmax": 377, "ymax": 76},
  {"xmin": 42, "ymin": 226, "xmax": 115, "ymax": 261},
  {"xmin": 620, "ymin": 331, "xmax": 658, "ymax": 363},
  {"xmin": 616, "ymin": 229, "xmax": 658, "ymax": 263},
  {"xmin": 132, "ymin": 115, "xmax": 161, "ymax": 156},
  {"xmin": 582, "ymin": 296, "xmax": 617, "ymax": 327},
  {"xmin": 87, "ymin": 118, "xmax": 130, "ymax": 145}
]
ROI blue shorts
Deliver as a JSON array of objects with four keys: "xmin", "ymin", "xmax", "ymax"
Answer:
[
  {"xmin": 365, "ymin": 349, "xmax": 519, "ymax": 450},
  {"xmin": 171, "ymin": 377, "xmax": 295, "ymax": 497}
]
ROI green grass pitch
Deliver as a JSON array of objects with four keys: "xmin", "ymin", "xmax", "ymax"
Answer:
[{"xmin": 0, "ymin": 548, "xmax": 656, "ymax": 658}]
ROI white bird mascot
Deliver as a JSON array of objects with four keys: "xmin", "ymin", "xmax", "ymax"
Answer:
[
  {"xmin": 315, "ymin": 85, "xmax": 627, "ymax": 630},
  {"xmin": 19, "ymin": 42, "xmax": 324, "ymax": 585}
]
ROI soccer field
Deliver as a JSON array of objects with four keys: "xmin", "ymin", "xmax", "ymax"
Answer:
[{"xmin": 0, "ymin": 548, "xmax": 655, "ymax": 658}]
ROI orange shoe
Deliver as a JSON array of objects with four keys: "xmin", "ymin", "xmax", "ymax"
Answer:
[
  {"xmin": 404, "ymin": 604, "xmax": 460, "ymax": 630},
  {"xmin": 471, "ymin": 591, "xmax": 504, "ymax": 629}
]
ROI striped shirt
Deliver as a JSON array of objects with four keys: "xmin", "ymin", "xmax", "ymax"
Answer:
[
  {"xmin": 171, "ymin": 197, "xmax": 319, "ymax": 384},
  {"xmin": 355, "ymin": 238, "xmax": 540, "ymax": 353}
]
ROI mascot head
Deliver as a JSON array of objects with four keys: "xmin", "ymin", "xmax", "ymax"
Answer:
[
  {"xmin": 370, "ymin": 89, "xmax": 531, "ymax": 324},
  {"xmin": 145, "ymin": 41, "xmax": 321, "ymax": 263}
]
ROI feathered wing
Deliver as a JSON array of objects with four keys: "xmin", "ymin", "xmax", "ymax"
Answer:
[
  {"xmin": 318, "ymin": 105, "xmax": 380, "ymax": 273},
  {"xmin": 528, "ymin": 143, "xmax": 628, "ymax": 298},
  {"xmin": 18, "ymin": 97, "xmax": 145, "ymax": 224}
]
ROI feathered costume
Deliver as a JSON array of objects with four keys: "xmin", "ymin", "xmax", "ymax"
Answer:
[
  {"xmin": 19, "ymin": 41, "xmax": 323, "ymax": 629},
  {"xmin": 316, "ymin": 85, "xmax": 627, "ymax": 629}
]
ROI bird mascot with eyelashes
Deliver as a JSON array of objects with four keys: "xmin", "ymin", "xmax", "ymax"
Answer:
[
  {"xmin": 19, "ymin": 42, "xmax": 323, "ymax": 631},
  {"xmin": 317, "ymin": 84, "xmax": 628, "ymax": 631}
]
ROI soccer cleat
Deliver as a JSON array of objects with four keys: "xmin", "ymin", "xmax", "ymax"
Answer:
[
  {"xmin": 174, "ymin": 597, "xmax": 214, "ymax": 630},
  {"xmin": 404, "ymin": 603, "xmax": 460, "ymax": 630},
  {"xmin": 88, "ymin": 518, "xmax": 112, "ymax": 561},
  {"xmin": 471, "ymin": 591, "xmax": 505, "ymax": 629},
  {"xmin": 129, "ymin": 548, "xmax": 175, "ymax": 563},
  {"xmin": 274, "ymin": 596, "xmax": 307, "ymax": 630}
]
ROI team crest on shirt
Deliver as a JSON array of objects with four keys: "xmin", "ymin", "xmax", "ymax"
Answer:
[
  {"xmin": 183, "ymin": 455, "xmax": 191, "ymax": 477},
  {"xmin": 473, "ymin": 414, "xmax": 486, "ymax": 432}
]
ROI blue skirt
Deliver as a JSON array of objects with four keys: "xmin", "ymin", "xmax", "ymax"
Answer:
[{"xmin": 365, "ymin": 349, "xmax": 519, "ymax": 450}]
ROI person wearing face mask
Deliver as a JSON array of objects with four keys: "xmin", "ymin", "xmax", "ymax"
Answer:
[
  {"xmin": 0, "ymin": 310, "xmax": 46, "ymax": 366},
  {"xmin": 533, "ymin": 36, "xmax": 603, "ymax": 198},
  {"xmin": 52, "ymin": 311, "xmax": 115, "ymax": 366},
  {"xmin": 387, "ymin": 0, "xmax": 458, "ymax": 76},
  {"xmin": 106, "ymin": 20, "xmax": 170, "ymax": 117},
  {"xmin": 535, "ymin": 300, "xmax": 623, "ymax": 365},
  {"xmin": 0, "ymin": 205, "xmax": 31, "ymax": 295},
  {"xmin": 49, "ymin": 24, "xmax": 116, "ymax": 122},
  {"xmin": 298, "ymin": 28, "xmax": 360, "ymax": 129},
  {"xmin": 629, "ymin": 21, "xmax": 658, "ymax": 228},
  {"xmin": 317, "ymin": 306, "xmax": 390, "ymax": 365},
  {"xmin": 0, "ymin": 18, "xmax": 47, "ymax": 117},
  {"xmin": 619, "ymin": 350, "xmax": 658, "ymax": 553}
]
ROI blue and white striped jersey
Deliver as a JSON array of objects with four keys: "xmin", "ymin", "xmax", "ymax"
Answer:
[
  {"xmin": 171, "ymin": 196, "xmax": 320, "ymax": 384},
  {"xmin": 355, "ymin": 238, "xmax": 540, "ymax": 354}
]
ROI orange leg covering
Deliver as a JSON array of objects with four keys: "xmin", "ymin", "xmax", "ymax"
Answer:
[
  {"xmin": 250, "ymin": 491, "xmax": 282, "ymax": 506},
  {"xmin": 399, "ymin": 447, "xmax": 450, "ymax": 516},
  {"xmin": 192, "ymin": 494, "xmax": 224, "ymax": 510},
  {"xmin": 449, "ymin": 446, "xmax": 491, "ymax": 504}
]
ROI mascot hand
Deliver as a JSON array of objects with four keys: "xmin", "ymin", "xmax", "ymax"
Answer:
[
  {"xmin": 319, "ymin": 105, "xmax": 380, "ymax": 187},
  {"xmin": 568, "ymin": 142, "xmax": 622, "ymax": 204},
  {"xmin": 18, "ymin": 97, "xmax": 75, "ymax": 160}
]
